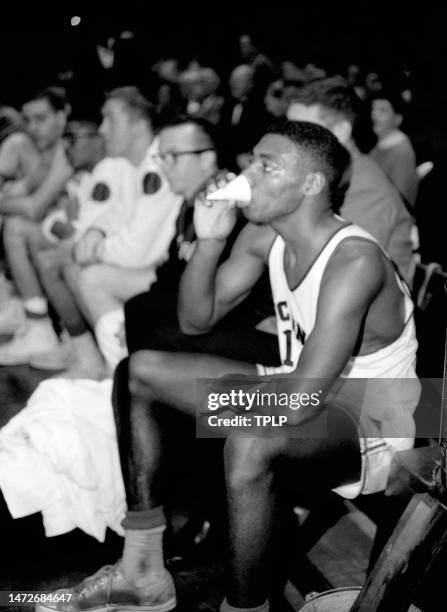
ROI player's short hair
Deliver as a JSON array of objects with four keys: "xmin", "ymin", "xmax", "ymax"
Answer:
[
  {"xmin": 24, "ymin": 86, "xmax": 69, "ymax": 113},
  {"xmin": 105, "ymin": 86, "xmax": 157, "ymax": 128},
  {"xmin": 291, "ymin": 76, "xmax": 361, "ymax": 125},
  {"xmin": 267, "ymin": 119, "xmax": 351, "ymax": 200}
]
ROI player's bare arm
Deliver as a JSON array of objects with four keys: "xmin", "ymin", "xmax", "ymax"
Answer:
[
  {"xmin": 283, "ymin": 241, "xmax": 385, "ymax": 425},
  {"xmin": 178, "ymin": 217, "xmax": 275, "ymax": 334}
]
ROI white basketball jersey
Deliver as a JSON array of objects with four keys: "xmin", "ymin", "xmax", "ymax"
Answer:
[{"xmin": 266, "ymin": 223, "xmax": 418, "ymax": 379}]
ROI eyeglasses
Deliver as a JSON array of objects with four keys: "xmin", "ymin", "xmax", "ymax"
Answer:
[
  {"xmin": 63, "ymin": 132, "xmax": 98, "ymax": 145},
  {"xmin": 152, "ymin": 148, "xmax": 215, "ymax": 166}
]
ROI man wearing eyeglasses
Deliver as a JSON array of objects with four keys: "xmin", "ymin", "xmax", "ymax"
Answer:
[{"xmin": 123, "ymin": 115, "xmax": 277, "ymax": 362}]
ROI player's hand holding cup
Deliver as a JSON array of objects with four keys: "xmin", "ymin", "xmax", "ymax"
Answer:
[
  {"xmin": 193, "ymin": 173, "xmax": 238, "ymax": 241},
  {"xmin": 194, "ymin": 173, "xmax": 252, "ymax": 241}
]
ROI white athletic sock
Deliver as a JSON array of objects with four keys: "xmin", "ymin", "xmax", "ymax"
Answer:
[
  {"xmin": 95, "ymin": 309, "xmax": 127, "ymax": 371},
  {"xmin": 121, "ymin": 526, "xmax": 167, "ymax": 587},
  {"xmin": 220, "ymin": 599, "xmax": 270, "ymax": 612},
  {"xmin": 24, "ymin": 296, "xmax": 48, "ymax": 316}
]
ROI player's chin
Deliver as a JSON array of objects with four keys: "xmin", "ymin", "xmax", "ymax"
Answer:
[
  {"xmin": 240, "ymin": 205, "xmax": 254, "ymax": 219},
  {"xmin": 241, "ymin": 207, "xmax": 267, "ymax": 225}
]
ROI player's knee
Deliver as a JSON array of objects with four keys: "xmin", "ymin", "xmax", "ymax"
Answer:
[
  {"xmin": 130, "ymin": 350, "xmax": 168, "ymax": 381},
  {"xmin": 224, "ymin": 437, "xmax": 274, "ymax": 492},
  {"xmin": 128, "ymin": 350, "xmax": 163, "ymax": 398}
]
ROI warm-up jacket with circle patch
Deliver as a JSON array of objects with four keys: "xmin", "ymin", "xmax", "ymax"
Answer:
[{"xmin": 89, "ymin": 138, "xmax": 182, "ymax": 269}]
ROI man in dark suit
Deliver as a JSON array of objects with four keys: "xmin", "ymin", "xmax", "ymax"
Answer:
[{"xmin": 220, "ymin": 64, "xmax": 270, "ymax": 171}]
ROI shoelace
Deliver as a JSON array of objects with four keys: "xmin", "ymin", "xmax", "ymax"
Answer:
[{"xmin": 77, "ymin": 564, "xmax": 121, "ymax": 599}]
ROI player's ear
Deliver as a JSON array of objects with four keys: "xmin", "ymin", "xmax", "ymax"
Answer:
[{"xmin": 303, "ymin": 172, "xmax": 326, "ymax": 196}]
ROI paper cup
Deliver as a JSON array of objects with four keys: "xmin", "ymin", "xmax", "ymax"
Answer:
[{"xmin": 206, "ymin": 174, "xmax": 252, "ymax": 202}]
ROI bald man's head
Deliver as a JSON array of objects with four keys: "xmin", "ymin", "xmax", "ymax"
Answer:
[{"xmin": 229, "ymin": 64, "xmax": 255, "ymax": 100}]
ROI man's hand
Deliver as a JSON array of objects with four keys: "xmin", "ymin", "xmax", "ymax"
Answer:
[
  {"xmin": 193, "ymin": 173, "xmax": 239, "ymax": 241},
  {"xmin": 74, "ymin": 229, "xmax": 104, "ymax": 265},
  {"xmin": 194, "ymin": 197, "xmax": 238, "ymax": 241}
]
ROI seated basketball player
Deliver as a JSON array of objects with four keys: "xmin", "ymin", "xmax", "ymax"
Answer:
[{"xmin": 38, "ymin": 121, "xmax": 420, "ymax": 612}]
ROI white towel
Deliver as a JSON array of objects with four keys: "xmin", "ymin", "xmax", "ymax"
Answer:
[{"xmin": 0, "ymin": 378, "xmax": 126, "ymax": 542}]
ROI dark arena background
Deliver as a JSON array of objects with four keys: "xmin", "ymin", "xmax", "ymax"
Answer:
[{"xmin": 2, "ymin": 6, "xmax": 447, "ymax": 154}]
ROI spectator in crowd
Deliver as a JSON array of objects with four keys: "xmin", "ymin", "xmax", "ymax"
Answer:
[
  {"xmin": 152, "ymin": 57, "xmax": 182, "ymax": 84},
  {"xmin": 39, "ymin": 120, "xmax": 420, "ymax": 612},
  {"xmin": 303, "ymin": 62, "xmax": 327, "ymax": 81},
  {"xmin": 264, "ymin": 79, "xmax": 288, "ymax": 120},
  {"xmin": 178, "ymin": 67, "xmax": 225, "ymax": 125},
  {"xmin": 238, "ymin": 33, "xmax": 278, "ymax": 91},
  {"xmin": 370, "ymin": 90, "xmax": 418, "ymax": 209},
  {"xmin": 220, "ymin": 64, "xmax": 269, "ymax": 170},
  {"xmin": 0, "ymin": 87, "xmax": 72, "ymax": 219},
  {"xmin": 364, "ymin": 71, "xmax": 383, "ymax": 95},
  {"xmin": 287, "ymin": 76, "xmax": 414, "ymax": 282},
  {"xmin": 281, "ymin": 60, "xmax": 308, "ymax": 83},
  {"xmin": 28, "ymin": 87, "xmax": 181, "ymax": 378},
  {"xmin": 346, "ymin": 63, "xmax": 367, "ymax": 100},
  {"xmin": 154, "ymin": 80, "xmax": 184, "ymax": 125}
]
